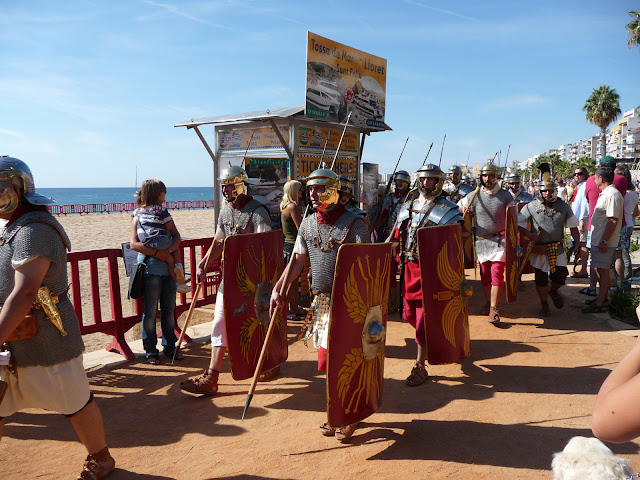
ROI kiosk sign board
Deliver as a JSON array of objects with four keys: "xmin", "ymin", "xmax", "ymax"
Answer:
[
  {"xmin": 305, "ymin": 32, "xmax": 387, "ymax": 130},
  {"xmin": 297, "ymin": 155, "xmax": 356, "ymax": 179},
  {"xmin": 218, "ymin": 125, "xmax": 290, "ymax": 151}
]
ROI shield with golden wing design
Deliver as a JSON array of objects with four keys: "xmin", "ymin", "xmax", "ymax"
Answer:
[
  {"xmin": 517, "ymin": 202, "xmax": 535, "ymax": 275},
  {"xmin": 461, "ymin": 211, "xmax": 476, "ymax": 269},
  {"xmin": 223, "ymin": 230, "xmax": 287, "ymax": 380},
  {"xmin": 326, "ymin": 243, "xmax": 392, "ymax": 428},
  {"xmin": 505, "ymin": 205, "xmax": 518, "ymax": 303},
  {"xmin": 418, "ymin": 223, "xmax": 472, "ymax": 365}
]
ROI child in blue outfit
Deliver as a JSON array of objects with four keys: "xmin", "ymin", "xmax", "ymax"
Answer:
[{"xmin": 133, "ymin": 181, "xmax": 191, "ymax": 294}]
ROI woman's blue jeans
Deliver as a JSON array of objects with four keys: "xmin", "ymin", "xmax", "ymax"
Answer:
[{"xmin": 141, "ymin": 274, "xmax": 177, "ymax": 358}]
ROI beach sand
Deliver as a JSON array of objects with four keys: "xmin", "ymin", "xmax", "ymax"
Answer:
[{"xmin": 57, "ymin": 209, "xmax": 218, "ymax": 354}]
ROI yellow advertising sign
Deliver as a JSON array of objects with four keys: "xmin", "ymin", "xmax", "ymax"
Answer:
[
  {"xmin": 298, "ymin": 155, "xmax": 356, "ymax": 180},
  {"xmin": 306, "ymin": 32, "xmax": 387, "ymax": 130},
  {"xmin": 296, "ymin": 125, "xmax": 358, "ymax": 154},
  {"xmin": 218, "ymin": 125, "xmax": 289, "ymax": 151}
]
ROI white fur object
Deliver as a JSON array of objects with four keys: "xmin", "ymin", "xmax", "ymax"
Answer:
[{"xmin": 552, "ymin": 436, "xmax": 633, "ymax": 480}]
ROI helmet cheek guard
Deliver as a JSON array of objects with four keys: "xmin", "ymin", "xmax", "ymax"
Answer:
[
  {"xmin": 0, "ymin": 179, "xmax": 19, "ymax": 214},
  {"xmin": 0, "ymin": 156, "xmax": 54, "ymax": 211},
  {"xmin": 416, "ymin": 163, "xmax": 444, "ymax": 197},
  {"xmin": 220, "ymin": 165, "xmax": 250, "ymax": 202},
  {"xmin": 307, "ymin": 168, "xmax": 340, "ymax": 213}
]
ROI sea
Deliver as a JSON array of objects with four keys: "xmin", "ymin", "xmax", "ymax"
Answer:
[{"xmin": 37, "ymin": 187, "xmax": 215, "ymax": 206}]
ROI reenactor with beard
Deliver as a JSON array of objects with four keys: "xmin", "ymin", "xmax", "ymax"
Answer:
[
  {"xmin": 459, "ymin": 162, "xmax": 514, "ymax": 324},
  {"xmin": 518, "ymin": 176, "xmax": 580, "ymax": 317}
]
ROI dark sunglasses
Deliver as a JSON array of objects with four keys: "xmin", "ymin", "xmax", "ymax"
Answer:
[{"xmin": 573, "ymin": 172, "xmax": 584, "ymax": 176}]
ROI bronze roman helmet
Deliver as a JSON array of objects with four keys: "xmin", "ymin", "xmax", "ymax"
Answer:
[
  {"xmin": 307, "ymin": 167, "xmax": 340, "ymax": 212},
  {"xmin": 480, "ymin": 161, "xmax": 499, "ymax": 188},
  {"xmin": 416, "ymin": 163, "xmax": 444, "ymax": 196},
  {"xmin": 219, "ymin": 165, "xmax": 250, "ymax": 201},
  {"xmin": 0, "ymin": 156, "xmax": 54, "ymax": 213}
]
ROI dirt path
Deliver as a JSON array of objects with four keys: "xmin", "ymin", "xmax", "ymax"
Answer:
[{"xmin": 3, "ymin": 274, "xmax": 640, "ymax": 479}]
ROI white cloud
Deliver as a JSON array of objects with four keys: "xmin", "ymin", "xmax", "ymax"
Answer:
[{"xmin": 0, "ymin": 128, "xmax": 25, "ymax": 138}]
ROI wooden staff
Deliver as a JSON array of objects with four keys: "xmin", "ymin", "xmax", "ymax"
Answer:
[
  {"xmin": 518, "ymin": 229, "xmax": 541, "ymax": 278},
  {"xmin": 242, "ymin": 113, "xmax": 352, "ymax": 420},
  {"xmin": 172, "ymin": 242, "xmax": 216, "ymax": 363}
]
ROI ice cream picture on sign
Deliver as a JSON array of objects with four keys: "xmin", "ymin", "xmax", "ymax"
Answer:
[{"xmin": 305, "ymin": 32, "xmax": 387, "ymax": 130}]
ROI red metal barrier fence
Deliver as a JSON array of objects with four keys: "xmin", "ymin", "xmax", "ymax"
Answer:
[
  {"xmin": 67, "ymin": 237, "xmax": 220, "ymax": 360},
  {"xmin": 50, "ymin": 200, "xmax": 215, "ymax": 216}
]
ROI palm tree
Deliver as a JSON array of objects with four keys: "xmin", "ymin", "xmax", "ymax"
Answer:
[
  {"xmin": 627, "ymin": 11, "xmax": 640, "ymax": 51},
  {"xmin": 582, "ymin": 85, "xmax": 622, "ymax": 157}
]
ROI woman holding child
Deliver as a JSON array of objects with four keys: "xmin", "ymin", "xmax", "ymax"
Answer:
[{"xmin": 130, "ymin": 179, "xmax": 190, "ymax": 364}]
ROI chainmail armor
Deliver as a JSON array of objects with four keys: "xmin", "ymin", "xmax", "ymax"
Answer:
[
  {"xmin": 520, "ymin": 198, "xmax": 573, "ymax": 243},
  {"xmin": 300, "ymin": 210, "xmax": 370, "ymax": 294},
  {"xmin": 219, "ymin": 198, "xmax": 270, "ymax": 237},
  {"xmin": 470, "ymin": 188, "xmax": 513, "ymax": 260},
  {"xmin": 382, "ymin": 193, "xmax": 406, "ymax": 239},
  {"xmin": 1, "ymin": 211, "xmax": 84, "ymax": 367}
]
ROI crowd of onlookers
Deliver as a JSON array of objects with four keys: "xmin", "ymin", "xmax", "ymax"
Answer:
[{"xmin": 522, "ymin": 157, "xmax": 639, "ymax": 314}]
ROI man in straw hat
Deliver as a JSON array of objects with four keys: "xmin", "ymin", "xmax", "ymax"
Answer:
[{"xmin": 0, "ymin": 156, "xmax": 115, "ymax": 480}]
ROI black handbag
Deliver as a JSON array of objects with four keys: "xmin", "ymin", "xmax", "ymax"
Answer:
[{"xmin": 128, "ymin": 256, "xmax": 150, "ymax": 300}]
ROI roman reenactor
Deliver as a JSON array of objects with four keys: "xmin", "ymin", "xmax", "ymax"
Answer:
[
  {"xmin": 504, "ymin": 172, "xmax": 534, "ymax": 204},
  {"xmin": 503, "ymin": 171, "xmax": 535, "ymax": 280},
  {"xmin": 391, "ymin": 164, "xmax": 465, "ymax": 386},
  {"xmin": 0, "ymin": 156, "xmax": 115, "ymax": 480},
  {"xmin": 368, "ymin": 170, "xmax": 411, "ymax": 242},
  {"xmin": 180, "ymin": 165, "xmax": 276, "ymax": 396},
  {"xmin": 338, "ymin": 175, "xmax": 366, "ymax": 220},
  {"xmin": 443, "ymin": 165, "xmax": 474, "ymax": 203},
  {"xmin": 518, "ymin": 176, "xmax": 580, "ymax": 317},
  {"xmin": 459, "ymin": 161, "xmax": 515, "ymax": 324},
  {"xmin": 270, "ymin": 167, "xmax": 370, "ymax": 443}
]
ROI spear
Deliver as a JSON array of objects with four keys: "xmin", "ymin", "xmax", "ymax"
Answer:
[
  {"xmin": 368, "ymin": 136, "xmax": 409, "ymax": 233},
  {"xmin": 241, "ymin": 112, "xmax": 352, "ymax": 420},
  {"xmin": 241, "ymin": 129, "xmax": 255, "ymax": 166},
  {"xmin": 438, "ymin": 134, "xmax": 447, "ymax": 167}
]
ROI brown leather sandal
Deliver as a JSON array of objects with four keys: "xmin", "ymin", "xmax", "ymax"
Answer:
[
  {"xmin": 335, "ymin": 422, "xmax": 360, "ymax": 443},
  {"xmin": 488, "ymin": 307, "xmax": 501, "ymax": 324},
  {"xmin": 405, "ymin": 362, "xmax": 429, "ymax": 386},
  {"xmin": 180, "ymin": 369, "xmax": 219, "ymax": 395},
  {"xmin": 319, "ymin": 422, "xmax": 336, "ymax": 436},
  {"xmin": 77, "ymin": 446, "xmax": 115, "ymax": 480}
]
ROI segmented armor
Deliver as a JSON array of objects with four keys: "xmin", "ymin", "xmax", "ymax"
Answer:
[
  {"xmin": 443, "ymin": 181, "xmax": 474, "ymax": 204},
  {"xmin": 219, "ymin": 198, "xmax": 270, "ymax": 237},
  {"xmin": 299, "ymin": 210, "xmax": 370, "ymax": 294},
  {"xmin": 1, "ymin": 211, "xmax": 84, "ymax": 367},
  {"xmin": 396, "ymin": 195, "xmax": 463, "ymax": 262},
  {"xmin": 514, "ymin": 189, "xmax": 534, "ymax": 203}
]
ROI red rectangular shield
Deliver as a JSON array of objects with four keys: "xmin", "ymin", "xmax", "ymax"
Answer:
[
  {"xmin": 505, "ymin": 205, "xmax": 519, "ymax": 303},
  {"xmin": 327, "ymin": 243, "xmax": 392, "ymax": 428},
  {"xmin": 418, "ymin": 224, "xmax": 471, "ymax": 365},
  {"xmin": 222, "ymin": 230, "xmax": 287, "ymax": 380}
]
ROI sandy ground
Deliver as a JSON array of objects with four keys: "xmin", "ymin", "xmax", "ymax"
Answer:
[
  {"xmin": 56, "ymin": 210, "xmax": 219, "ymax": 352},
  {"xmin": 3, "ymin": 261, "xmax": 640, "ymax": 479}
]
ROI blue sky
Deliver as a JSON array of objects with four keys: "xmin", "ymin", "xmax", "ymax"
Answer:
[{"xmin": 1, "ymin": 1, "xmax": 639, "ymax": 187}]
